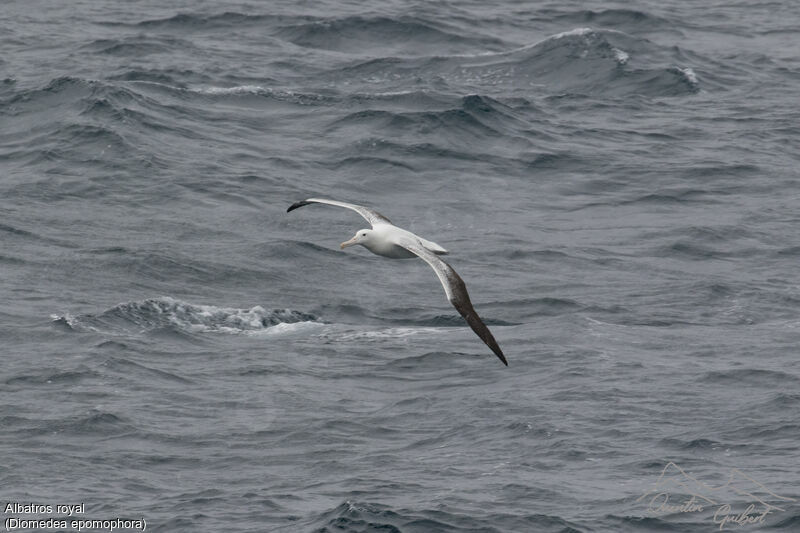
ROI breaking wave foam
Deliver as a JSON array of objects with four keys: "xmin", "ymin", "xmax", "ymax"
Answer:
[{"xmin": 51, "ymin": 296, "xmax": 320, "ymax": 336}]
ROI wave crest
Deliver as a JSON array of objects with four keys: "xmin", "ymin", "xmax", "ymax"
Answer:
[{"xmin": 52, "ymin": 297, "xmax": 319, "ymax": 336}]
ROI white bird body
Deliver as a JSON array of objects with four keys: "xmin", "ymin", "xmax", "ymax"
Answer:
[
  {"xmin": 287, "ymin": 197, "xmax": 507, "ymax": 365},
  {"xmin": 351, "ymin": 223, "xmax": 448, "ymax": 259}
]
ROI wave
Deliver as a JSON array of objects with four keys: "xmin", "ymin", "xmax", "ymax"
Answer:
[
  {"xmin": 81, "ymin": 36, "xmax": 194, "ymax": 57},
  {"xmin": 474, "ymin": 28, "xmax": 700, "ymax": 96},
  {"xmin": 52, "ymin": 296, "xmax": 320, "ymax": 337},
  {"xmin": 276, "ymin": 15, "xmax": 506, "ymax": 54},
  {"xmin": 660, "ymin": 437, "xmax": 726, "ymax": 450},
  {"xmin": 697, "ymin": 368, "xmax": 800, "ymax": 387},
  {"xmin": 107, "ymin": 68, "xmax": 197, "ymax": 86},
  {"xmin": 8, "ymin": 411, "xmax": 136, "ymax": 438},
  {"xmin": 56, "ymin": 411, "xmax": 135, "ymax": 436},
  {"xmin": 192, "ymin": 85, "xmax": 271, "ymax": 96},
  {"xmin": 301, "ymin": 500, "xmax": 585, "ymax": 532},
  {"xmin": 334, "ymin": 327, "xmax": 446, "ymax": 342},
  {"xmin": 331, "ymin": 27, "xmax": 702, "ymax": 97},
  {"xmin": 536, "ymin": 8, "xmax": 675, "ymax": 33},
  {"xmin": 0, "ymin": 75, "xmax": 218, "ymax": 175},
  {"xmin": 326, "ymin": 93, "xmax": 525, "ymax": 146},
  {"xmin": 186, "ymin": 85, "xmax": 336, "ymax": 108},
  {"xmin": 5, "ymin": 368, "xmax": 100, "ymax": 388},
  {"xmin": 107, "ymin": 11, "xmax": 276, "ymax": 30},
  {"xmin": 103, "ymin": 11, "xmax": 506, "ymax": 55}
]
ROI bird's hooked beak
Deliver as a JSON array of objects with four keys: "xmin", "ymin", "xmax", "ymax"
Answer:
[{"xmin": 340, "ymin": 236, "xmax": 358, "ymax": 249}]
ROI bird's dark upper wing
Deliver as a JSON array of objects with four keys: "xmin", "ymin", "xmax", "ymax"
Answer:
[
  {"xmin": 397, "ymin": 238, "xmax": 507, "ymax": 366},
  {"xmin": 287, "ymin": 198, "xmax": 392, "ymax": 227}
]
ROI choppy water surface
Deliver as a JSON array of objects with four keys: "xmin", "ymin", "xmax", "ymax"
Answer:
[{"xmin": 2, "ymin": 1, "xmax": 799, "ymax": 531}]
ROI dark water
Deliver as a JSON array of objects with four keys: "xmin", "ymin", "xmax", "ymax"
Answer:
[{"xmin": 2, "ymin": 1, "xmax": 799, "ymax": 531}]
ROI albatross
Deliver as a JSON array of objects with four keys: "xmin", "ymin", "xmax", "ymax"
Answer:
[{"xmin": 287, "ymin": 198, "xmax": 507, "ymax": 366}]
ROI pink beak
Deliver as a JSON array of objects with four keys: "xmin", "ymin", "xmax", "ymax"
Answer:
[{"xmin": 340, "ymin": 236, "xmax": 358, "ymax": 249}]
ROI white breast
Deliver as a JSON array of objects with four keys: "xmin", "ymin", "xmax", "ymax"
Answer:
[{"xmin": 363, "ymin": 225, "xmax": 420, "ymax": 259}]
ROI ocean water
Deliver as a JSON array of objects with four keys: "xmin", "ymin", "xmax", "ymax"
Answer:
[{"xmin": 2, "ymin": 0, "xmax": 800, "ymax": 531}]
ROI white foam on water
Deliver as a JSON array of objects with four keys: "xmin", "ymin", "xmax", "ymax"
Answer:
[
  {"xmin": 613, "ymin": 48, "xmax": 630, "ymax": 65},
  {"xmin": 193, "ymin": 85, "xmax": 269, "ymax": 95},
  {"xmin": 244, "ymin": 320, "xmax": 325, "ymax": 337},
  {"xmin": 52, "ymin": 296, "xmax": 319, "ymax": 336},
  {"xmin": 678, "ymin": 67, "xmax": 698, "ymax": 85},
  {"xmin": 333, "ymin": 326, "xmax": 446, "ymax": 341},
  {"xmin": 551, "ymin": 27, "xmax": 595, "ymax": 40}
]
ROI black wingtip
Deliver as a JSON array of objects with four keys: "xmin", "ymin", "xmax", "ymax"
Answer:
[
  {"xmin": 495, "ymin": 350, "xmax": 508, "ymax": 366},
  {"xmin": 287, "ymin": 200, "xmax": 310, "ymax": 213},
  {"xmin": 481, "ymin": 324, "xmax": 508, "ymax": 366}
]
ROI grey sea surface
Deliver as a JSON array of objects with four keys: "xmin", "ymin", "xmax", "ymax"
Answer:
[{"xmin": 2, "ymin": 0, "xmax": 800, "ymax": 531}]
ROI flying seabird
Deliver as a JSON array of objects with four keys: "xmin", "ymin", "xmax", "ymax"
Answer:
[{"xmin": 287, "ymin": 198, "xmax": 507, "ymax": 365}]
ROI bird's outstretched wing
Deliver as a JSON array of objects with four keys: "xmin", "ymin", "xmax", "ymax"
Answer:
[
  {"xmin": 397, "ymin": 238, "xmax": 508, "ymax": 366},
  {"xmin": 287, "ymin": 198, "xmax": 392, "ymax": 227}
]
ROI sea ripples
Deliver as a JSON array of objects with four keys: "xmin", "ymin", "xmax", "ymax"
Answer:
[{"xmin": 3, "ymin": 1, "xmax": 800, "ymax": 532}]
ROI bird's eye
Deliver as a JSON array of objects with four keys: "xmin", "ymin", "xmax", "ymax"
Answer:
[{"xmin": 362, "ymin": 233, "xmax": 367, "ymax": 236}]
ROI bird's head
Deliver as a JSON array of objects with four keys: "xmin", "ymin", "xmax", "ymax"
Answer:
[{"xmin": 341, "ymin": 229, "xmax": 372, "ymax": 249}]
